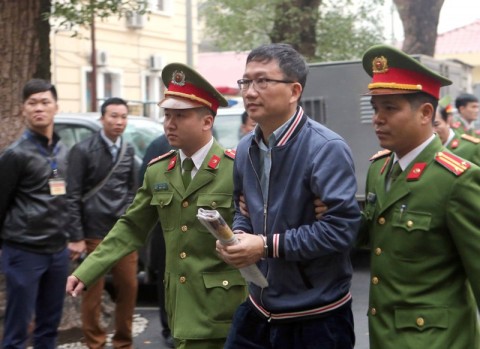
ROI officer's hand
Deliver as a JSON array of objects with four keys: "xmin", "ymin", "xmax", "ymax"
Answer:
[
  {"xmin": 239, "ymin": 194, "xmax": 249, "ymax": 217},
  {"xmin": 68, "ymin": 240, "xmax": 87, "ymax": 261},
  {"xmin": 314, "ymin": 198, "xmax": 328, "ymax": 219},
  {"xmin": 216, "ymin": 233, "xmax": 263, "ymax": 268},
  {"xmin": 66, "ymin": 275, "xmax": 85, "ymax": 297}
]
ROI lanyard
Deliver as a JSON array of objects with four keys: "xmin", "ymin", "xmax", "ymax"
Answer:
[{"xmin": 24, "ymin": 130, "xmax": 61, "ymax": 177}]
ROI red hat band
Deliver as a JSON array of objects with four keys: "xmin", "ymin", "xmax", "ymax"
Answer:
[
  {"xmin": 369, "ymin": 67, "xmax": 442, "ymax": 99},
  {"xmin": 165, "ymin": 82, "xmax": 220, "ymax": 113}
]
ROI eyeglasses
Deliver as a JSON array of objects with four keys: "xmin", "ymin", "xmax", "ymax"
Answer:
[{"xmin": 237, "ymin": 78, "xmax": 294, "ymax": 91}]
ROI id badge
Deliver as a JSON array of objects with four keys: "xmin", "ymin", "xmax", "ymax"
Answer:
[{"xmin": 49, "ymin": 178, "xmax": 66, "ymax": 196}]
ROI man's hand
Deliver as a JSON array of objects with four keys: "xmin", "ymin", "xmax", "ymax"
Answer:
[
  {"xmin": 216, "ymin": 233, "xmax": 263, "ymax": 268},
  {"xmin": 239, "ymin": 194, "xmax": 249, "ymax": 217},
  {"xmin": 314, "ymin": 198, "xmax": 328, "ymax": 220},
  {"xmin": 68, "ymin": 240, "xmax": 87, "ymax": 261},
  {"xmin": 66, "ymin": 275, "xmax": 85, "ymax": 297}
]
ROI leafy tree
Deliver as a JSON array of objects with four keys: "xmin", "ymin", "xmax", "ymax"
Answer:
[
  {"xmin": 200, "ymin": 0, "xmax": 386, "ymax": 61},
  {"xmin": 0, "ymin": 0, "xmax": 147, "ymax": 151},
  {"xmin": 393, "ymin": 0, "xmax": 444, "ymax": 55}
]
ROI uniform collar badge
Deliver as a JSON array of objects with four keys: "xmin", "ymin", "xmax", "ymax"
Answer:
[
  {"xmin": 450, "ymin": 139, "xmax": 459, "ymax": 149},
  {"xmin": 167, "ymin": 155, "xmax": 177, "ymax": 171},
  {"xmin": 208, "ymin": 155, "xmax": 221, "ymax": 169},
  {"xmin": 407, "ymin": 162, "xmax": 427, "ymax": 181}
]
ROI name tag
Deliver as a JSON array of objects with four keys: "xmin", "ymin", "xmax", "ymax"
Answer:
[{"xmin": 49, "ymin": 178, "xmax": 66, "ymax": 196}]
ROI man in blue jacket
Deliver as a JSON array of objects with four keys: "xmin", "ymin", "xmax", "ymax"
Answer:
[{"xmin": 216, "ymin": 43, "xmax": 361, "ymax": 349}]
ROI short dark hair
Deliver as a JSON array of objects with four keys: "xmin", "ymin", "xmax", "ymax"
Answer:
[
  {"xmin": 438, "ymin": 107, "xmax": 451, "ymax": 122},
  {"xmin": 246, "ymin": 43, "xmax": 309, "ymax": 90},
  {"xmin": 403, "ymin": 92, "xmax": 438, "ymax": 125},
  {"xmin": 100, "ymin": 97, "xmax": 129, "ymax": 116},
  {"xmin": 22, "ymin": 79, "xmax": 57, "ymax": 102},
  {"xmin": 455, "ymin": 93, "xmax": 478, "ymax": 109}
]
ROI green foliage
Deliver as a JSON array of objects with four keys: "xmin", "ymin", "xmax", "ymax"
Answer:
[
  {"xmin": 46, "ymin": 0, "xmax": 148, "ymax": 30},
  {"xmin": 200, "ymin": 0, "xmax": 386, "ymax": 62}
]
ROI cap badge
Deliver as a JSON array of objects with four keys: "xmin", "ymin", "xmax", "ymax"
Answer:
[
  {"xmin": 372, "ymin": 56, "xmax": 389, "ymax": 74},
  {"xmin": 171, "ymin": 70, "xmax": 186, "ymax": 86}
]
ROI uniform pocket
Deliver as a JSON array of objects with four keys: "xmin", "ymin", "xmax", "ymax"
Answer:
[
  {"xmin": 395, "ymin": 306, "xmax": 448, "ymax": 331},
  {"xmin": 202, "ymin": 270, "xmax": 247, "ymax": 323},
  {"xmin": 150, "ymin": 192, "xmax": 174, "ymax": 230},
  {"xmin": 197, "ymin": 193, "xmax": 232, "ymax": 210}
]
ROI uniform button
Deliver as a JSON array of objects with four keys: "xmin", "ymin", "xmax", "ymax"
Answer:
[
  {"xmin": 180, "ymin": 252, "xmax": 187, "ymax": 259},
  {"xmin": 182, "ymin": 201, "xmax": 189, "ymax": 208},
  {"xmin": 179, "ymin": 276, "xmax": 186, "ymax": 283},
  {"xmin": 416, "ymin": 317, "xmax": 425, "ymax": 327},
  {"xmin": 181, "ymin": 225, "xmax": 188, "ymax": 232},
  {"xmin": 374, "ymin": 247, "xmax": 382, "ymax": 256},
  {"xmin": 407, "ymin": 220, "xmax": 414, "ymax": 228},
  {"xmin": 211, "ymin": 201, "xmax": 217, "ymax": 208},
  {"xmin": 222, "ymin": 280, "xmax": 229, "ymax": 286},
  {"xmin": 378, "ymin": 217, "xmax": 386, "ymax": 225},
  {"xmin": 372, "ymin": 276, "xmax": 379, "ymax": 285},
  {"xmin": 371, "ymin": 307, "xmax": 377, "ymax": 316}
]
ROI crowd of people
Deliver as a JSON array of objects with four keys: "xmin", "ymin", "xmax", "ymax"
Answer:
[{"xmin": 0, "ymin": 42, "xmax": 479, "ymax": 349}]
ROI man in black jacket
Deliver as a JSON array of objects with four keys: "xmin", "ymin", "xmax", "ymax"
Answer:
[
  {"xmin": 0, "ymin": 79, "xmax": 82, "ymax": 349},
  {"xmin": 66, "ymin": 97, "xmax": 138, "ymax": 349}
]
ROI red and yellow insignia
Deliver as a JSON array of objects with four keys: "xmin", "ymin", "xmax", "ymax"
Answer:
[
  {"xmin": 435, "ymin": 151, "xmax": 470, "ymax": 176},
  {"xmin": 372, "ymin": 56, "xmax": 389, "ymax": 74},
  {"xmin": 407, "ymin": 162, "xmax": 427, "ymax": 181},
  {"xmin": 208, "ymin": 155, "xmax": 221, "ymax": 169},
  {"xmin": 450, "ymin": 139, "xmax": 459, "ymax": 149},
  {"xmin": 462, "ymin": 134, "xmax": 480, "ymax": 144},
  {"xmin": 224, "ymin": 148, "xmax": 236, "ymax": 160},
  {"xmin": 148, "ymin": 150, "xmax": 175, "ymax": 167},
  {"xmin": 369, "ymin": 149, "xmax": 392, "ymax": 161},
  {"xmin": 167, "ymin": 155, "xmax": 178, "ymax": 171},
  {"xmin": 451, "ymin": 121, "xmax": 461, "ymax": 129},
  {"xmin": 171, "ymin": 70, "xmax": 186, "ymax": 86}
]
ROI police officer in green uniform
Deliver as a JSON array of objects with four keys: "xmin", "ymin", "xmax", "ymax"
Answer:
[
  {"xmin": 360, "ymin": 45, "xmax": 480, "ymax": 349},
  {"xmin": 66, "ymin": 63, "xmax": 248, "ymax": 349},
  {"xmin": 450, "ymin": 93, "xmax": 479, "ymax": 136},
  {"xmin": 434, "ymin": 104, "xmax": 480, "ymax": 165}
]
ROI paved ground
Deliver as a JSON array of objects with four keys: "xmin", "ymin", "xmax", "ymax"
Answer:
[{"xmin": 56, "ymin": 250, "xmax": 371, "ymax": 349}]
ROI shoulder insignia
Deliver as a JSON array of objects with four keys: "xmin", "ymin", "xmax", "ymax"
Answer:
[
  {"xmin": 450, "ymin": 139, "xmax": 459, "ymax": 149},
  {"xmin": 451, "ymin": 121, "xmax": 461, "ymax": 129},
  {"xmin": 224, "ymin": 148, "xmax": 236, "ymax": 160},
  {"xmin": 369, "ymin": 149, "xmax": 392, "ymax": 161},
  {"xmin": 148, "ymin": 150, "xmax": 176, "ymax": 166},
  {"xmin": 435, "ymin": 151, "xmax": 470, "ymax": 176},
  {"xmin": 461, "ymin": 134, "xmax": 480, "ymax": 144},
  {"xmin": 208, "ymin": 154, "xmax": 221, "ymax": 169},
  {"xmin": 380, "ymin": 156, "xmax": 391, "ymax": 175},
  {"xmin": 406, "ymin": 162, "xmax": 427, "ymax": 181}
]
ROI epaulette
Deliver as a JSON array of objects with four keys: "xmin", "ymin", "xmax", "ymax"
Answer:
[
  {"xmin": 461, "ymin": 134, "xmax": 480, "ymax": 144},
  {"xmin": 224, "ymin": 148, "xmax": 236, "ymax": 160},
  {"xmin": 435, "ymin": 151, "xmax": 470, "ymax": 176},
  {"xmin": 369, "ymin": 149, "xmax": 392, "ymax": 161},
  {"xmin": 148, "ymin": 150, "xmax": 176, "ymax": 166}
]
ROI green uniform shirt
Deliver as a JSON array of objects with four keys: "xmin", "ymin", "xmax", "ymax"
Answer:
[
  {"xmin": 360, "ymin": 137, "xmax": 480, "ymax": 349},
  {"xmin": 73, "ymin": 140, "xmax": 247, "ymax": 341},
  {"xmin": 445, "ymin": 132, "xmax": 480, "ymax": 166}
]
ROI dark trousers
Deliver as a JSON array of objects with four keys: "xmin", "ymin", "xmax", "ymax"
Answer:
[
  {"xmin": 1, "ymin": 244, "xmax": 69, "ymax": 349},
  {"xmin": 224, "ymin": 300, "xmax": 355, "ymax": 349}
]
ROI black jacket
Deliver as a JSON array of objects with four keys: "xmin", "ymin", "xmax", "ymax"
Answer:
[
  {"xmin": 0, "ymin": 130, "xmax": 69, "ymax": 253},
  {"xmin": 66, "ymin": 132, "xmax": 136, "ymax": 240}
]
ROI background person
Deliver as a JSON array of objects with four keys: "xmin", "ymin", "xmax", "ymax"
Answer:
[
  {"xmin": 66, "ymin": 63, "xmax": 248, "ymax": 349},
  {"xmin": 360, "ymin": 44, "xmax": 480, "ymax": 349},
  {"xmin": 217, "ymin": 43, "xmax": 361, "ymax": 349},
  {"xmin": 434, "ymin": 105, "xmax": 480, "ymax": 165},
  {"xmin": 0, "ymin": 79, "xmax": 81, "ymax": 349},
  {"xmin": 66, "ymin": 97, "xmax": 138, "ymax": 349},
  {"xmin": 451, "ymin": 92, "xmax": 480, "ymax": 136},
  {"xmin": 138, "ymin": 134, "xmax": 174, "ymax": 348},
  {"xmin": 239, "ymin": 110, "xmax": 256, "ymax": 138}
]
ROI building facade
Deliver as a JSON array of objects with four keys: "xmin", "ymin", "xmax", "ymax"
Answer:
[{"xmin": 51, "ymin": 0, "xmax": 198, "ymax": 119}]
